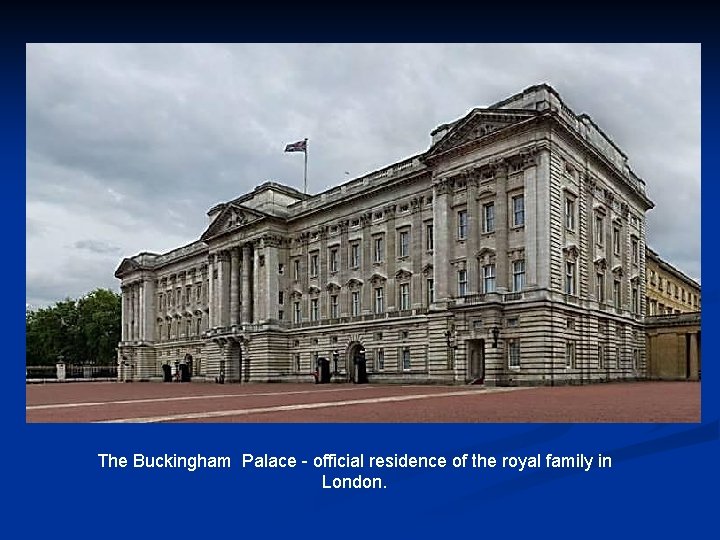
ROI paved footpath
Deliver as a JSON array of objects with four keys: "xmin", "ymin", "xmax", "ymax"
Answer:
[{"xmin": 26, "ymin": 381, "xmax": 700, "ymax": 423}]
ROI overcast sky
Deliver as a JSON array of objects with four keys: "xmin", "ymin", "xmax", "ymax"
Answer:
[{"xmin": 26, "ymin": 43, "xmax": 700, "ymax": 308}]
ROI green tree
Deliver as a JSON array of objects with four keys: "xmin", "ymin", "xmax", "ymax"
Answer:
[{"xmin": 25, "ymin": 289, "xmax": 121, "ymax": 366}]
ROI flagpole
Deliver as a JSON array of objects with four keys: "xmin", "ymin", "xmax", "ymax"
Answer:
[{"xmin": 303, "ymin": 138, "xmax": 308, "ymax": 195}]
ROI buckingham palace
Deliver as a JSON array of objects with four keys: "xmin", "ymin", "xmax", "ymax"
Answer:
[{"xmin": 115, "ymin": 84, "xmax": 654, "ymax": 385}]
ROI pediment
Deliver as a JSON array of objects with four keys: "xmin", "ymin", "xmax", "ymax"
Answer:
[
  {"xmin": 326, "ymin": 282, "xmax": 341, "ymax": 292},
  {"xmin": 346, "ymin": 278, "xmax": 364, "ymax": 289},
  {"xmin": 201, "ymin": 203, "xmax": 266, "ymax": 241},
  {"xmin": 421, "ymin": 263, "xmax": 433, "ymax": 276},
  {"xmin": 611, "ymin": 265, "xmax": 624, "ymax": 277},
  {"xmin": 308, "ymin": 285, "xmax": 321, "ymax": 295},
  {"xmin": 427, "ymin": 109, "xmax": 537, "ymax": 159},
  {"xmin": 395, "ymin": 268, "xmax": 413, "ymax": 281},
  {"xmin": 370, "ymin": 273, "xmax": 387, "ymax": 285},
  {"xmin": 114, "ymin": 258, "xmax": 142, "ymax": 278}
]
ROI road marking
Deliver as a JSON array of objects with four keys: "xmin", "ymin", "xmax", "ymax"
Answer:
[
  {"xmin": 100, "ymin": 387, "xmax": 526, "ymax": 423},
  {"xmin": 26, "ymin": 386, "xmax": 373, "ymax": 411}
]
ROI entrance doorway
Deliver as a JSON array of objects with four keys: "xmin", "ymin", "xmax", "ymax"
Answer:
[
  {"xmin": 346, "ymin": 342, "xmax": 364, "ymax": 383},
  {"xmin": 467, "ymin": 339, "xmax": 485, "ymax": 383}
]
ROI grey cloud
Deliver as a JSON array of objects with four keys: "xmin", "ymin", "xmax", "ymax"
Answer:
[
  {"xmin": 73, "ymin": 239, "xmax": 122, "ymax": 255},
  {"xmin": 26, "ymin": 43, "xmax": 701, "ymax": 306}
]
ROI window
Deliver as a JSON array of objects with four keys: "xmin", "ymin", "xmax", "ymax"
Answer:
[
  {"xmin": 196, "ymin": 318, "xmax": 202, "ymax": 336},
  {"xmin": 633, "ymin": 348, "xmax": 639, "ymax": 370},
  {"xmin": 185, "ymin": 285, "xmax": 191, "ymax": 305},
  {"xmin": 293, "ymin": 259, "xmax": 300, "ymax": 280},
  {"xmin": 512, "ymin": 260, "xmax": 525, "ymax": 292},
  {"xmin": 278, "ymin": 263, "xmax": 285, "ymax": 275},
  {"xmin": 614, "ymin": 280, "xmax": 621, "ymax": 309},
  {"xmin": 613, "ymin": 227, "xmax": 621, "ymax": 255},
  {"xmin": 483, "ymin": 264, "xmax": 496, "ymax": 293},
  {"xmin": 596, "ymin": 272, "xmax": 605, "ymax": 302},
  {"xmin": 402, "ymin": 348, "xmax": 411, "ymax": 371},
  {"xmin": 376, "ymin": 349, "xmax": 385, "ymax": 371},
  {"xmin": 310, "ymin": 252, "xmax": 319, "ymax": 277},
  {"xmin": 278, "ymin": 310, "xmax": 284, "ymax": 320},
  {"xmin": 426, "ymin": 224, "xmax": 434, "ymax": 251},
  {"xmin": 508, "ymin": 339, "xmax": 520, "ymax": 369},
  {"xmin": 374, "ymin": 287, "xmax": 384, "ymax": 314},
  {"xmin": 330, "ymin": 295, "xmax": 339, "ymax": 318},
  {"xmin": 427, "ymin": 279, "xmax": 435, "ymax": 304},
  {"xmin": 631, "ymin": 238, "xmax": 639, "ymax": 264},
  {"xmin": 373, "ymin": 236, "xmax": 384, "ymax": 263},
  {"xmin": 350, "ymin": 243, "xmax": 360, "ymax": 268},
  {"xmin": 293, "ymin": 302, "xmax": 301, "ymax": 323},
  {"xmin": 398, "ymin": 230, "xmax": 409, "ymax": 257},
  {"xmin": 294, "ymin": 354, "xmax": 301, "ymax": 372},
  {"xmin": 310, "ymin": 298, "xmax": 319, "ymax": 321},
  {"xmin": 565, "ymin": 261, "xmax": 576, "ymax": 295},
  {"xmin": 565, "ymin": 341, "xmax": 576, "ymax": 368},
  {"xmin": 598, "ymin": 344, "xmax": 605, "ymax": 369},
  {"xmin": 400, "ymin": 283, "xmax": 410, "ymax": 310},
  {"xmin": 458, "ymin": 269, "xmax": 468, "ymax": 296},
  {"xmin": 278, "ymin": 291, "xmax": 284, "ymax": 305},
  {"xmin": 512, "ymin": 195, "xmax": 525, "ymax": 227},
  {"xmin": 483, "ymin": 203, "xmax": 495, "ymax": 233},
  {"xmin": 457, "ymin": 210, "xmax": 468, "ymax": 239},
  {"xmin": 330, "ymin": 248, "xmax": 338, "ymax": 272},
  {"xmin": 595, "ymin": 215, "xmax": 604, "ymax": 245},
  {"xmin": 632, "ymin": 284, "xmax": 639, "ymax": 314},
  {"xmin": 351, "ymin": 291, "xmax": 360, "ymax": 316},
  {"xmin": 565, "ymin": 197, "xmax": 575, "ymax": 231}
]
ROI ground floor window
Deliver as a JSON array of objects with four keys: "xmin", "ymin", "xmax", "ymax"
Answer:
[
  {"xmin": 376, "ymin": 348, "xmax": 385, "ymax": 371},
  {"xmin": 508, "ymin": 339, "xmax": 520, "ymax": 369},
  {"xmin": 565, "ymin": 341, "xmax": 576, "ymax": 369},
  {"xmin": 402, "ymin": 347, "xmax": 411, "ymax": 371}
]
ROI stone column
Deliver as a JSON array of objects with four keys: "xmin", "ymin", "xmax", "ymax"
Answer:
[
  {"xmin": 143, "ymin": 277, "xmax": 156, "ymax": 342},
  {"xmin": 339, "ymin": 222, "xmax": 349, "ymax": 316},
  {"xmin": 133, "ymin": 284, "xmax": 140, "ymax": 340},
  {"xmin": 495, "ymin": 164, "xmax": 509, "ymax": 291},
  {"xmin": 466, "ymin": 176, "xmax": 479, "ymax": 294},
  {"xmin": 265, "ymin": 238, "xmax": 279, "ymax": 322},
  {"xmin": 432, "ymin": 181, "xmax": 450, "ymax": 302},
  {"xmin": 209, "ymin": 256, "xmax": 217, "ymax": 328},
  {"xmin": 241, "ymin": 243, "xmax": 253, "ymax": 325},
  {"xmin": 120, "ymin": 286, "xmax": 127, "ymax": 341},
  {"xmin": 253, "ymin": 245, "xmax": 264, "ymax": 322},
  {"xmin": 385, "ymin": 205, "xmax": 397, "ymax": 310},
  {"xmin": 411, "ymin": 196, "xmax": 424, "ymax": 306},
  {"xmin": 361, "ymin": 214, "xmax": 372, "ymax": 315},
  {"xmin": 230, "ymin": 248, "xmax": 240, "ymax": 326}
]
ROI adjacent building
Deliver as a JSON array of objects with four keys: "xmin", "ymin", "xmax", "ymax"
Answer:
[
  {"xmin": 115, "ymin": 84, "xmax": 655, "ymax": 385},
  {"xmin": 645, "ymin": 247, "xmax": 700, "ymax": 315}
]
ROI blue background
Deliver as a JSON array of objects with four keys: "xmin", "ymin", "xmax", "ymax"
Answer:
[{"xmin": 5, "ymin": 8, "xmax": 717, "ymax": 539}]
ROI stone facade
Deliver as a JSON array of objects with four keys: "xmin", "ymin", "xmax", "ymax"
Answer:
[
  {"xmin": 115, "ymin": 84, "xmax": 654, "ymax": 385},
  {"xmin": 645, "ymin": 247, "xmax": 700, "ymax": 315}
]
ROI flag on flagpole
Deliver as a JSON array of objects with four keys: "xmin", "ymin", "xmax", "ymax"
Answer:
[{"xmin": 284, "ymin": 139, "xmax": 307, "ymax": 153}]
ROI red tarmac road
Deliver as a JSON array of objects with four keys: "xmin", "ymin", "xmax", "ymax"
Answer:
[{"xmin": 26, "ymin": 381, "xmax": 700, "ymax": 423}]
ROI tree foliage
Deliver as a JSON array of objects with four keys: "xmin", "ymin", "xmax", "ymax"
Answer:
[{"xmin": 26, "ymin": 289, "xmax": 121, "ymax": 366}]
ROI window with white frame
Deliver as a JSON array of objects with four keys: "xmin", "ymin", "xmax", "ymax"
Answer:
[
  {"xmin": 613, "ymin": 227, "xmax": 621, "ymax": 255},
  {"xmin": 293, "ymin": 259, "xmax": 300, "ymax": 280},
  {"xmin": 374, "ymin": 287, "xmax": 384, "ymax": 314},
  {"xmin": 631, "ymin": 238, "xmax": 639, "ymax": 264},
  {"xmin": 595, "ymin": 215, "xmax": 604, "ymax": 245},
  {"xmin": 565, "ymin": 260, "xmax": 576, "ymax": 295},
  {"xmin": 350, "ymin": 243, "xmax": 360, "ymax": 268},
  {"xmin": 310, "ymin": 298, "xmax": 319, "ymax": 321},
  {"xmin": 351, "ymin": 291, "xmax": 360, "ymax": 316},
  {"xmin": 512, "ymin": 260, "xmax": 525, "ymax": 292},
  {"xmin": 329, "ymin": 248, "xmax": 338, "ymax": 273},
  {"xmin": 632, "ymin": 283, "xmax": 639, "ymax": 314},
  {"xmin": 596, "ymin": 272, "xmax": 605, "ymax": 302},
  {"xmin": 457, "ymin": 210, "xmax": 468, "ymax": 239},
  {"xmin": 330, "ymin": 295, "xmax": 339, "ymax": 318},
  {"xmin": 614, "ymin": 279, "xmax": 621, "ymax": 309},
  {"xmin": 310, "ymin": 252, "xmax": 319, "ymax": 277},
  {"xmin": 633, "ymin": 348, "xmax": 639, "ymax": 370},
  {"xmin": 483, "ymin": 202, "xmax": 495, "ymax": 233},
  {"xmin": 483, "ymin": 264, "xmax": 496, "ymax": 293},
  {"xmin": 508, "ymin": 339, "xmax": 520, "ymax": 368},
  {"xmin": 512, "ymin": 195, "xmax": 525, "ymax": 227},
  {"xmin": 598, "ymin": 344, "xmax": 605, "ymax": 369},
  {"xmin": 565, "ymin": 196, "xmax": 575, "ymax": 231},
  {"xmin": 427, "ymin": 279, "xmax": 434, "ymax": 304},
  {"xmin": 565, "ymin": 341, "xmax": 576, "ymax": 368},
  {"xmin": 457, "ymin": 269, "xmax": 468, "ymax": 296},
  {"xmin": 293, "ymin": 301, "xmax": 301, "ymax": 323},
  {"xmin": 373, "ymin": 236, "xmax": 384, "ymax": 263},
  {"xmin": 402, "ymin": 347, "xmax": 411, "ymax": 371},
  {"xmin": 398, "ymin": 230, "xmax": 409, "ymax": 257},
  {"xmin": 426, "ymin": 224, "xmax": 434, "ymax": 251},
  {"xmin": 376, "ymin": 348, "xmax": 385, "ymax": 371},
  {"xmin": 399, "ymin": 283, "xmax": 410, "ymax": 310}
]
